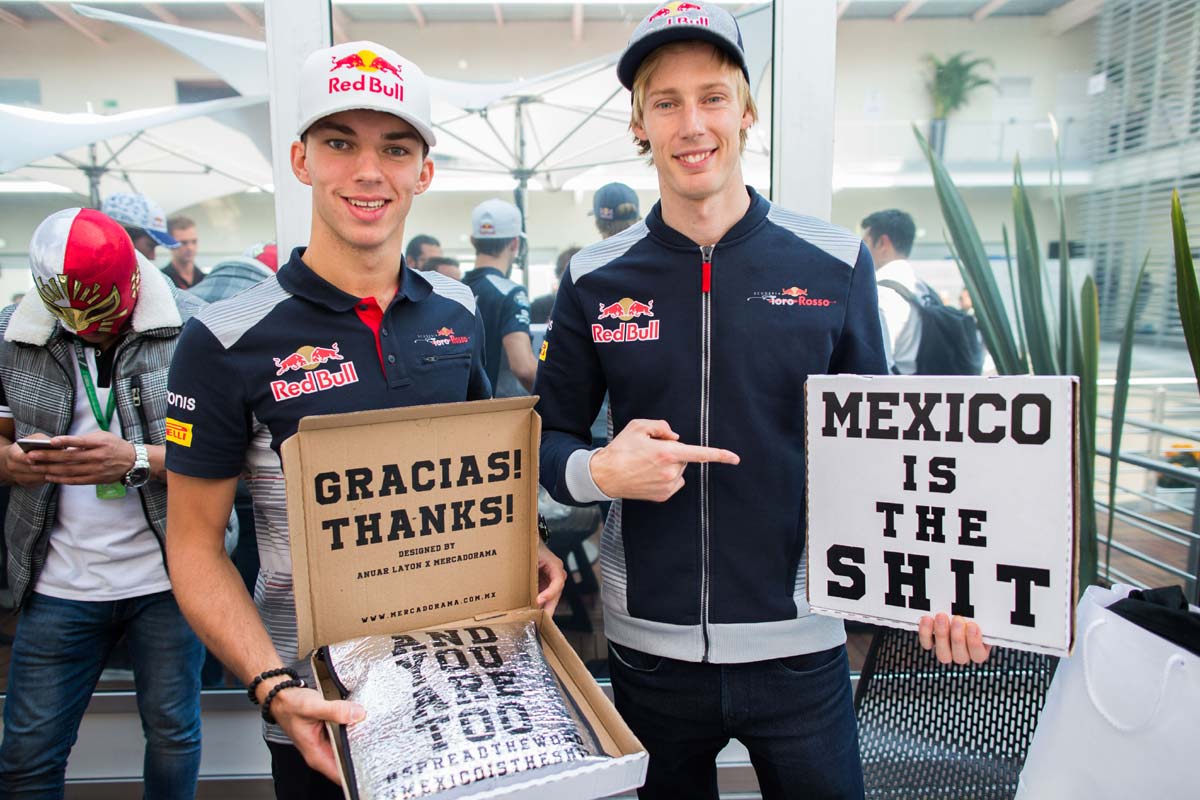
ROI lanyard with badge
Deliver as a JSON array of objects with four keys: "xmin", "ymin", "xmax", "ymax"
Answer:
[{"xmin": 75, "ymin": 341, "xmax": 125, "ymax": 499}]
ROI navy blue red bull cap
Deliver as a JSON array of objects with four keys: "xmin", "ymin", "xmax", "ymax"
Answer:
[{"xmin": 616, "ymin": 2, "xmax": 750, "ymax": 91}]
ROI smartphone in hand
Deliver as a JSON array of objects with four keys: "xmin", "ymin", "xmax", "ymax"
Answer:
[{"xmin": 16, "ymin": 438, "xmax": 61, "ymax": 453}]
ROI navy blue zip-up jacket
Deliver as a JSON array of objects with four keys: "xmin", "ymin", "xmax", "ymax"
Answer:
[{"xmin": 535, "ymin": 187, "xmax": 888, "ymax": 663}]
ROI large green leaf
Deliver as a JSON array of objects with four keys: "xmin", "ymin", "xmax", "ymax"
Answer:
[
  {"xmin": 1078, "ymin": 277, "xmax": 1100, "ymax": 590},
  {"xmin": 1013, "ymin": 157, "xmax": 1058, "ymax": 374},
  {"xmin": 1002, "ymin": 224, "xmax": 1028, "ymax": 365},
  {"xmin": 1105, "ymin": 254, "xmax": 1150, "ymax": 578},
  {"xmin": 916, "ymin": 125, "xmax": 1026, "ymax": 374},
  {"xmin": 1171, "ymin": 190, "xmax": 1200, "ymax": 387}
]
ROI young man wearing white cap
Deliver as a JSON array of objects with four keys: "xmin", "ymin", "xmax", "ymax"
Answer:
[
  {"xmin": 162, "ymin": 41, "xmax": 565, "ymax": 798},
  {"xmin": 461, "ymin": 199, "xmax": 537, "ymax": 393},
  {"xmin": 101, "ymin": 192, "xmax": 180, "ymax": 262},
  {"xmin": 534, "ymin": 4, "xmax": 990, "ymax": 798}
]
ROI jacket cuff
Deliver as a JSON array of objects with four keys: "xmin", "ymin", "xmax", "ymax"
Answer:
[{"xmin": 565, "ymin": 448, "xmax": 613, "ymax": 504}]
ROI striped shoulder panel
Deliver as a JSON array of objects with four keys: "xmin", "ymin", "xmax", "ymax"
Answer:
[
  {"xmin": 195, "ymin": 276, "xmax": 291, "ymax": 350},
  {"xmin": 483, "ymin": 273, "xmax": 523, "ymax": 297},
  {"xmin": 765, "ymin": 203, "xmax": 861, "ymax": 269},
  {"xmin": 569, "ymin": 221, "xmax": 649, "ymax": 283},
  {"xmin": 423, "ymin": 270, "xmax": 477, "ymax": 313}
]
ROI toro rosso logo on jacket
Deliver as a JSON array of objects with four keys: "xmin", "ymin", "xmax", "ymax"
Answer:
[
  {"xmin": 748, "ymin": 286, "xmax": 835, "ymax": 308},
  {"xmin": 414, "ymin": 327, "xmax": 470, "ymax": 346},
  {"xmin": 592, "ymin": 297, "xmax": 660, "ymax": 343},
  {"xmin": 328, "ymin": 49, "xmax": 403, "ymax": 100},
  {"xmin": 270, "ymin": 343, "xmax": 358, "ymax": 402}
]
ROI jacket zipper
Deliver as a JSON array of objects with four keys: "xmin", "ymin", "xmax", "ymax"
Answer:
[{"xmin": 699, "ymin": 243, "xmax": 714, "ymax": 661}]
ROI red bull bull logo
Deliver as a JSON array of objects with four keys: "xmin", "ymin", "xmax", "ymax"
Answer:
[
  {"xmin": 272, "ymin": 343, "xmax": 344, "ymax": 376},
  {"xmin": 328, "ymin": 49, "xmax": 404, "ymax": 100},
  {"xmin": 596, "ymin": 297, "xmax": 655, "ymax": 322},
  {"xmin": 593, "ymin": 297, "xmax": 660, "ymax": 343},
  {"xmin": 647, "ymin": 2, "xmax": 709, "ymax": 26},
  {"xmin": 416, "ymin": 327, "xmax": 470, "ymax": 346}
]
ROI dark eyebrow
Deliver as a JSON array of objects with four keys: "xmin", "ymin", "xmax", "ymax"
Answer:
[
  {"xmin": 383, "ymin": 130, "xmax": 421, "ymax": 143},
  {"xmin": 309, "ymin": 121, "xmax": 356, "ymax": 137}
]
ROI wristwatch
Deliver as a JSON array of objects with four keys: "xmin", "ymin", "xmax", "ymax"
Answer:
[{"xmin": 123, "ymin": 443, "xmax": 151, "ymax": 489}]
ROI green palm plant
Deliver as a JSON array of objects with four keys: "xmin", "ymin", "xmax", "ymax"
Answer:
[
  {"xmin": 914, "ymin": 124, "xmax": 1100, "ymax": 588},
  {"xmin": 925, "ymin": 51, "xmax": 995, "ymax": 157}
]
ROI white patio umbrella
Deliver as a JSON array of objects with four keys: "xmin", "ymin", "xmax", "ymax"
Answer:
[{"xmin": 0, "ymin": 95, "xmax": 272, "ymax": 213}]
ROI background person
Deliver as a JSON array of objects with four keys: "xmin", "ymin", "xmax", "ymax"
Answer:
[
  {"xmin": 162, "ymin": 215, "xmax": 205, "ymax": 289},
  {"xmin": 404, "ymin": 233, "xmax": 441, "ymax": 270},
  {"xmin": 419, "ymin": 255, "xmax": 462, "ymax": 281},
  {"xmin": 591, "ymin": 181, "xmax": 642, "ymax": 239},
  {"xmin": 101, "ymin": 192, "xmax": 179, "ymax": 262},
  {"xmin": 461, "ymin": 199, "xmax": 537, "ymax": 393},
  {"xmin": 862, "ymin": 208, "xmax": 923, "ymax": 375},
  {"xmin": 530, "ymin": 246, "xmax": 579, "ymax": 325}
]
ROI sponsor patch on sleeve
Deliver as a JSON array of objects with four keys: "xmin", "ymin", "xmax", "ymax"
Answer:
[
  {"xmin": 538, "ymin": 340, "xmax": 548, "ymax": 361},
  {"xmin": 165, "ymin": 417, "xmax": 193, "ymax": 447}
]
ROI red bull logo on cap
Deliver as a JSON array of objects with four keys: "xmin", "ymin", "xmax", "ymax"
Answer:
[
  {"xmin": 593, "ymin": 297, "xmax": 660, "ymax": 343},
  {"xmin": 647, "ymin": 2, "xmax": 709, "ymax": 26},
  {"xmin": 328, "ymin": 48, "xmax": 404, "ymax": 100}
]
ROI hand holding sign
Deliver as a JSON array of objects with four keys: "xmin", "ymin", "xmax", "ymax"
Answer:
[
  {"xmin": 919, "ymin": 612, "xmax": 992, "ymax": 665},
  {"xmin": 591, "ymin": 419, "xmax": 739, "ymax": 502}
]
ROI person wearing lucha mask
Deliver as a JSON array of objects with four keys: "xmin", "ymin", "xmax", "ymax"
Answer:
[{"xmin": 0, "ymin": 207, "xmax": 208, "ymax": 799}]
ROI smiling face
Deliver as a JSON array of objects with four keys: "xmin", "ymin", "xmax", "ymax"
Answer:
[
  {"xmin": 290, "ymin": 108, "xmax": 433, "ymax": 256},
  {"xmin": 630, "ymin": 43, "xmax": 755, "ymax": 208}
]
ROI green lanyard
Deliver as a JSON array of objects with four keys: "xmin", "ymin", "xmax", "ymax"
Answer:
[{"xmin": 75, "ymin": 342, "xmax": 116, "ymax": 431}]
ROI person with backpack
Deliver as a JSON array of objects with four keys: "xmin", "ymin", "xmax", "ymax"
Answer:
[{"xmin": 864, "ymin": 208, "xmax": 983, "ymax": 375}]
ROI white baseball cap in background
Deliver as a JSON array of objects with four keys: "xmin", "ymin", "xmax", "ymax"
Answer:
[
  {"xmin": 100, "ymin": 193, "xmax": 178, "ymax": 248},
  {"xmin": 296, "ymin": 40, "xmax": 437, "ymax": 148},
  {"xmin": 471, "ymin": 199, "xmax": 524, "ymax": 239}
]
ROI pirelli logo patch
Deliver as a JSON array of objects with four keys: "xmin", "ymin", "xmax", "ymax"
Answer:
[
  {"xmin": 538, "ymin": 340, "xmax": 548, "ymax": 361},
  {"xmin": 165, "ymin": 418, "xmax": 193, "ymax": 447}
]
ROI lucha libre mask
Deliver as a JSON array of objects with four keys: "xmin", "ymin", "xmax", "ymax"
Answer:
[{"xmin": 29, "ymin": 208, "xmax": 141, "ymax": 336}]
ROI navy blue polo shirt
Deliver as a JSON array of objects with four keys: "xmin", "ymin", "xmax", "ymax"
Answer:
[
  {"xmin": 163, "ymin": 248, "xmax": 490, "ymax": 734},
  {"xmin": 461, "ymin": 265, "xmax": 531, "ymax": 389},
  {"xmin": 167, "ymin": 248, "xmax": 491, "ymax": 476}
]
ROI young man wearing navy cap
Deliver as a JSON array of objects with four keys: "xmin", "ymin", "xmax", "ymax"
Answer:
[
  {"xmin": 162, "ymin": 41, "xmax": 565, "ymax": 798},
  {"xmin": 591, "ymin": 181, "xmax": 642, "ymax": 239},
  {"xmin": 534, "ymin": 4, "xmax": 990, "ymax": 797}
]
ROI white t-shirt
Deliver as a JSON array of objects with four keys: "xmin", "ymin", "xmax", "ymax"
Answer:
[
  {"xmin": 876, "ymin": 258, "xmax": 923, "ymax": 375},
  {"xmin": 34, "ymin": 344, "xmax": 171, "ymax": 601}
]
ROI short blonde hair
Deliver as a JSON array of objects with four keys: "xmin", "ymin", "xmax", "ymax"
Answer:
[{"xmin": 629, "ymin": 41, "xmax": 758, "ymax": 157}]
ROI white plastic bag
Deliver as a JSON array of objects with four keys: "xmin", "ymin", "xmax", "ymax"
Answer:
[{"xmin": 1016, "ymin": 584, "xmax": 1200, "ymax": 799}]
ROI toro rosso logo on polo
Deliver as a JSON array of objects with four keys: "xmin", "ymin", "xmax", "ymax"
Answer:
[
  {"xmin": 414, "ymin": 327, "xmax": 471, "ymax": 346},
  {"xmin": 748, "ymin": 286, "xmax": 835, "ymax": 308},
  {"xmin": 647, "ymin": 2, "xmax": 709, "ymax": 26},
  {"xmin": 270, "ymin": 343, "xmax": 358, "ymax": 402},
  {"xmin": 592, "ymin": 297, "xmax": 660, "ymax": 343},
  {"xmin": 328, "ymin": 49, "xmax": 404, "ymax": 100}
]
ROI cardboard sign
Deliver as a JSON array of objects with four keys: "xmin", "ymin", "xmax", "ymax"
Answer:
[
  {"xmin": 282, "ymin": 398, "xmax": 648, "ymax": 799},
  {"xmin": 285, "ymin": 398, "xmax": 540, "ymax": 656},
  {"xmin": 805, "ymin": 376, "xmax": 1078, "ymax": 655}
]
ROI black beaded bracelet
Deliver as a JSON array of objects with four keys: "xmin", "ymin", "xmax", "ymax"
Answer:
[
  {"xmin": 262, "ymin": 677, "xmax": 307, "ymax": 725},
  {"xmin": 247, "ymin": 667, "xmax": 299, "ymax": 705}
]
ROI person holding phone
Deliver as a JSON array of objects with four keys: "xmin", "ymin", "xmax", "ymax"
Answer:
[{"xmin": 0, "ymin": 207, "xmax": 207, "ymax": 799}]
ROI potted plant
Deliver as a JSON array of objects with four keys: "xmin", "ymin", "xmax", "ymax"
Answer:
[{"xmin": 925, "ymin": 51, "xmax": 995, "ymax": 158}]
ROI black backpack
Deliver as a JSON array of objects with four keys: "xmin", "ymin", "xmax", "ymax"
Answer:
[{"xmin": 878, "ymin": 279, "xmax": 984, "ymax": 375}]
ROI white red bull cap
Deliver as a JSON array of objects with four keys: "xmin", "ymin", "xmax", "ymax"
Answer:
[
  {"xmin": 471, "ymin": 199, "xmax": 523, "ymax": 239},
  {"xmin": 297, "ymin": 40, "xmax": 437, "ymax": 148},
  {"xmin": 617, "ymin": 2, "xmax": 749, "ymax": 91}
]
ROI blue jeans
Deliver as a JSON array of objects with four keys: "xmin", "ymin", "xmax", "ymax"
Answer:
[
  {"xmin": 0, "ymin": 590, "xmax": 204, "ymax": 799},
  {"xmin": 609, "ymin": 642, "xmax": 864, "ymax": 800}
]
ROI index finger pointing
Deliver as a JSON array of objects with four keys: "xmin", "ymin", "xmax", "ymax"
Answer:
[{"xmin": 666, "ymin": 443, "xmax": 740, "ymax": 465}]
